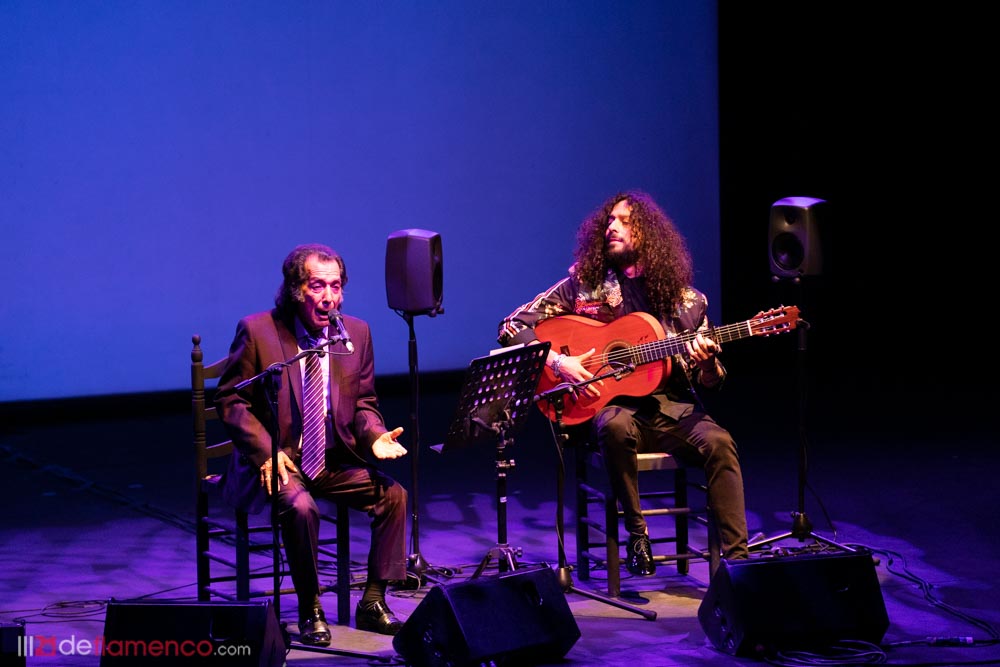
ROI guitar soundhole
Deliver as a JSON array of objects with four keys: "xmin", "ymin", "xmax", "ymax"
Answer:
[{"xmin": 604, "ymin": 341, "xmax": 634, "ymax": 370}]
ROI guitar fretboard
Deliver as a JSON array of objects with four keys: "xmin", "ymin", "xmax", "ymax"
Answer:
[
  {"xmin": 536, "ymin": 306, "xmax": 798, "ymax": 424},
  {"xmin": 594, "ymin": 313, "xmax": 795, "ymax": 371}
]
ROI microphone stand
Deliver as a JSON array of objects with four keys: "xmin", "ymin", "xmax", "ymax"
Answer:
[
  {"xmin": 534, "ymin": 366, "xmax": 658, "ymax": 621},
  {"xmin": 235, "ymin": 337, "xmax": 391, "ymax": 661},
  {"xmin": 235, "ymin": 362, "xmax": 287, "ymax": 625}
]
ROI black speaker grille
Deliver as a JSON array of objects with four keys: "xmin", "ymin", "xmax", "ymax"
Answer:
[
  {"xmin": 385, "ymin": 228, "xmax": 444, "ymax": 315},
  {"xmin": 100, "ymin": 600, "xmax": 286, "ymax": 666},
  {"xmin": 393, "ymin": 566, "xmax": 580, "ymax": 667},
  {"xmin": 698, "ymin": 550, "xmax": 888, "ymax": 657}
]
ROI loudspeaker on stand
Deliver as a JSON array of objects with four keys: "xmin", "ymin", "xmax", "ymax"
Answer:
[
  {"xmin": 768, "ymin": 196, "xmax": 826, "ymax": 279},
  {"xmin": 386, "ymin": 229, "xmax": 444, "ymax": 315}
]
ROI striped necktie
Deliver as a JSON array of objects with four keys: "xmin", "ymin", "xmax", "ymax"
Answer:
[{"xmin": 299, "ymin": 336, "xmax": 327, "ymax": 480}]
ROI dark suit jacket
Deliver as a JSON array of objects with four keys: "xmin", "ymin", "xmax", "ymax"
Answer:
[{"xmin": 214, "ymin": 308, "xmax": 388, "ymax": 513}]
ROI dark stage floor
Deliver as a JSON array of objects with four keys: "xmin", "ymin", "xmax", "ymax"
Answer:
[{"xmin": 2, "ymin": 371, "xmax": 998, "ymax": 666}]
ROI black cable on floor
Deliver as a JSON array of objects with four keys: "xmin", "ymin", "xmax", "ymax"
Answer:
[
  {"xmin": 766, "ymin": 639, "xmax": 887, "ymax": 665},
  {"xmin": 846, "ymin": 542, "xmax": 1000, "ymax": 647}
]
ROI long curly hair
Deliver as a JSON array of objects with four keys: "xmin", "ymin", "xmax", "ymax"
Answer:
[
  {"xmin": 274, "ymin": 243, "xmax": 347, "ymax": 319},
  {"xmin": 573, "ymin": 189, "xmax": 693, "ymax": 318}
]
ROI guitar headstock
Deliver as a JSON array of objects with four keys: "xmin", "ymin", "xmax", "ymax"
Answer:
[{"xmin": 748, "ymin": 305, "xmax": 800, "ymax": 336}]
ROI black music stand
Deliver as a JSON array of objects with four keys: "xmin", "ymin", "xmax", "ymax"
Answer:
[{"xmin": 436, "ymin": 343, "xmax": 550, "ymax": 578}]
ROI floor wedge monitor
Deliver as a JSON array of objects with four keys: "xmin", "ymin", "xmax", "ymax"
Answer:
[
  {"xmin": 698, "ymin": 550, "xmax": 888, "ymax": 658},
  {"xmin": 100, "ymin": 600, "xmax": 287, "ymax": 666},
  {"xmin": 393, "ymin": 565, "xmax": 581, "ymax": 667}
]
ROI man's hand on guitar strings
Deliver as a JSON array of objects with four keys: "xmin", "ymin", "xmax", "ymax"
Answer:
[
  {"xmin": 685, "ymin": 333, "xmax": 721, "ymax": 372},
  {"xmin": 554, "ymin": 347, "xmax": 602, "ymax": 398}
]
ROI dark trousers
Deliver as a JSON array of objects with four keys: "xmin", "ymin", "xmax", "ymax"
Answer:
[
  {"xmin": 272, "ymin": 463, "xmax": 408, "ymax": 613},
  {"xmin": 593, "ymin": 402, "xmax": 749, "ymax": 560}
]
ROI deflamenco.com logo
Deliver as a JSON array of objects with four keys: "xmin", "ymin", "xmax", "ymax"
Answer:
[{"xmin": 16, "ymin": 634, "xmax": 254, "ymax": 659}]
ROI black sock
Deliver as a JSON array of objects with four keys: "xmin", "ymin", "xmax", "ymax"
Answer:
[
  {"xmin": 361, "ymin": 580, "xmax": 387, "ymax": 607},
  {"xmin": 298, "ymin": 593, "xmax": 321, "ymax": 618}
]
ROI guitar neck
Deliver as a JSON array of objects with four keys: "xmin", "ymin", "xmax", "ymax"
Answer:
[
  {"xmin": 534, "ymin": 306, "xmax": 797, "ymax": 425},
  {"xmin": 630, "ymin": 320, "xmax": 756, "ymax": 365}
]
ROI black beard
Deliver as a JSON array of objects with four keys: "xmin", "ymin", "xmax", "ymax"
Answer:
[{"xmin": 606, "ymin": 246, "xmax": 639, "ymax": 269}]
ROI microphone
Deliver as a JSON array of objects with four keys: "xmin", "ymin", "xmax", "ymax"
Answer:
[{"xmin": 328, "ymin": 309, "xmax": 355, "ymax": 354}]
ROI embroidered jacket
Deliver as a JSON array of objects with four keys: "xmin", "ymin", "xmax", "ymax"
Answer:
[{"xmin": 498, "ymin": 268, "xmax": 725, "ymax": 418}]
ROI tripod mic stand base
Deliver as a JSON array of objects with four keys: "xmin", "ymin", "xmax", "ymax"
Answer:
[
  {"xmin": 473, "ymin": 544, "xmax": 522, "ymax": 578},
  {"xmin": 405, "ymin": 552, "xmax": 430, "ymax": 586},
  {"xmin": 407, "ymin": 551, "xmax": 428, "ymax": 573},
  {"xmin": 554, "ymin": 565, "xmax": 657, "ymax": 621},
  {"xmin": 401, "ymin": 551, "xmax": 455, "ymax": 588},
  {"xmin": 748, "ymin": 512, "xmax": 856, "ymax": 553},
  {"xmin": 290, "ymin": 641, "xmax": 395, "ymax": 662},
  {"xmin": 556, "ymin": 564, "xmax": 573, "ymax": 589}
]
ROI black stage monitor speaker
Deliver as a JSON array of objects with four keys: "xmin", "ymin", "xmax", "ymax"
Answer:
[
  {"xmin": 386, "ymin": 228, "xmax": 443, "ymax": 315},
  {"xmin": 698, "ymin": 550, "xmax": 889, "ymax": 658},
  {"xmin": 393, "ymin": 565, "xmax": 581, "ymax": 667},
  {"xmin": 769, "ymin": 196, "xmax": 826, "ymax": 279},
  {"xmin": 1, "ymin": 621, "xmax": 26, "ymax": 667},
  {"xmin": 100, "ymin": 600, "xmax": 286, "ymax": 666}
]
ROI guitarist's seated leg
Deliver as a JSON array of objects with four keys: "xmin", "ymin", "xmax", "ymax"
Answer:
[{"xmin": 593, "ymin": 396, "xmax": 750, "ymax": 573}]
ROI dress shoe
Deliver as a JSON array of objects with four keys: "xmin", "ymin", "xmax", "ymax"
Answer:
[
  {"xmin": 355, "ymin": 599, "xmax": 404, "ymax": 636},
  {"xmin": 626, "ymin": 532, "xmax": 656, "ymax": 576},
  {"xmin": 298, "ymin": 604, "xmax": 331, "ymax": 646}
]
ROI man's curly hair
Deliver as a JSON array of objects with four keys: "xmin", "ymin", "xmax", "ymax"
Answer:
[{"xmin": 573, "ymin": 189, "xmax": 693, "ymax": 318}]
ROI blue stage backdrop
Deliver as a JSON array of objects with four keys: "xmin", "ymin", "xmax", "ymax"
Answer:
[{"xmin": 0, "ymin": 1, "xmax": 719, "ymax": 402}]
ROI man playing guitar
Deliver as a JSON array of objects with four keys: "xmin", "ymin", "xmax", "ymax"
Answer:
[{"xmin": 498, "ymin": 190, "xmax": 751, "ymax": 577}]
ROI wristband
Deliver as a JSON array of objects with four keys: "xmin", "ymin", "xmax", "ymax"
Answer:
[{"xmin": 551, "ymin": 353, "xmax": 567, "ymax": 377}]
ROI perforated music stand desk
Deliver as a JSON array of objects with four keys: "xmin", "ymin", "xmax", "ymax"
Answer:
[{"xmin": 435, "ymin": 343, "xmax": 550, "ymax": 576}]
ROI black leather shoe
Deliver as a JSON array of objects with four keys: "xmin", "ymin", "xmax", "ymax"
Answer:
[
  {"xmin": 627, "ymin": 533, "xmax": 656, "ymax": 576},
  {"xmin": 355, "ymin": 600, "xmax": 404, "ymax": 636},
  {"xmin": 298, "ymin": 603, "xmax": 331, "ymax": 647}
]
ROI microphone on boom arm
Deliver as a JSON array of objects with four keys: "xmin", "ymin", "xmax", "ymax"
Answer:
[{"xmin": 328, "ymin": 310, "xmax": 354, "ymax": 354}]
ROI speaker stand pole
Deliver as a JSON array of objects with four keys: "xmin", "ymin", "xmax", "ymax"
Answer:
[
  {"xmin": 748, "ymin": 291, "xmax": 853, "ymax": 554},
  {"xmin": 543, "ymin": 385, "xmax": 657, "ymax": 620},
  {"xmin": 401, "ymin": 312, "xmax": 451, "ymax": 585}
]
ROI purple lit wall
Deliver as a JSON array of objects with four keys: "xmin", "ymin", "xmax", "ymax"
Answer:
[{"xmin": 0, "ymin": 1, "xmax": 719, "ymax": 401}]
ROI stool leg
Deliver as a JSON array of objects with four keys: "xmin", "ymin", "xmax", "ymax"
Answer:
[
  {"xmin": 236, "ymin": 510, "xmax": 250, "ymax": 601},
  {"xmin": 575, "ymin": 452, "xmax": 591, "ymax": 582},
  {"xmin": 605, "ymin": 494, "xmax": 621, "ymax": 598},
  {"xmin": 675, "ymin": 468, "xmax": 690, "ymax": 575},
  {"xmin": 336, "ymin": 503, "xmax": 351, "ymax": 626}
]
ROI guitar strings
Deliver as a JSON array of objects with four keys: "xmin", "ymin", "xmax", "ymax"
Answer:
[
  {"xmin": 573, "ymin": 312, "xmax": 794, "ymax": 374},
  {"xmin": 576, "ymin": 321, "xmax": 748, "ymax": 372}
]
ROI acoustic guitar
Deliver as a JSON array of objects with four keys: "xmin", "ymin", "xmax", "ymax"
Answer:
[{"xmin": 533, "ymin": 305, "xmax": 800, "ymax": 424}]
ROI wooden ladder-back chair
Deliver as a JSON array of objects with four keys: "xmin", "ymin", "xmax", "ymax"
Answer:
[
  {"xmin": 574, "ymin": 434, "xmax": 720, "ymax": 597},
  {"xmin": 191, "ymin": 334, "xmax": 353, "ymax": 625}
]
